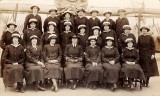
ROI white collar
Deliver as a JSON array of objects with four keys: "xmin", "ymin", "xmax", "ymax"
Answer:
[
  {"xmin": 11, "ymin": 44, "xmax": 20, "ymax": 47},
  {"xmin": 105, "ymin": 46, "xmax": 113, "ymax": 49}
]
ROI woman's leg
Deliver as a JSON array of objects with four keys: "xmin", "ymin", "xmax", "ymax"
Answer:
[{"xmin": 51, "ymin": 79, "xmax": 58, "ymax": 92}]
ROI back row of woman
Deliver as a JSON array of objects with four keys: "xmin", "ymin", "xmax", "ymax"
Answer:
[{"xmin": 0, "ymin": 5, "xmax": 155, "ymax": 93}]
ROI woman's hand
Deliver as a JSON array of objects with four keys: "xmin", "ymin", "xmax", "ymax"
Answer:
[
  {"xmin": 92, "ymin": 62, "xmax": 97, "ymax": 66},
  {"xmin": 37, "ymin": 61, "xmax": 45, "ymax": 67},
  {"xmin": 109, "ymin": 61, "xmax": 115, "ymax": 65},
  {"xmin": 151, "ymin": 55, "xmax": 155, "ymax": 59},
  {"xmin": 13, "ymin": 62, "xmax": 18, "ymax": 65}
]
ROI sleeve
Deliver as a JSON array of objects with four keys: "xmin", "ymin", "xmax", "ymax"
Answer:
[
  {"xmin": 114, "ymin": 48, "xmax": 120, "ymax": 63},
  {"xmin": 0, "ymin": 32, "xmax": 6, "ymax": 50},
  {"xmin": 43, "ymin": 18, "xmax": 48, "ymax": 32},
  {"xmin": 95, "ymin": 47, "xmax": 101, "ymax": 63},
  {"xmin": 39, "ymin": 47, "xmax": 44, "ymax": 62},
  {"xmin": 85, "ymin": 47, "xmax": 93, "ymax": 63},
  {"xmin": 39, "ymin": 16, "xmax": 42, "ymax": 33},
  {"xmin": 101, "ymin": 48, "xmax": 110, "ymax": 63},
  {"xmin": 112, "ymin": 20, "xmax": 116, "ymax": 31},
  {"xmin": 114, "ymin": 31, "xmax": 119, "ymax": 48},
  {"xmin": 135, "ymin": 49, "xmax": 139, "ymax": 64},
  {"xmin": 78, "ymin": 46, "xmax": 84, "ymax": 61},
  {"xmin": 85, "ymin": 18, "xmax": 89, "ymax": 36},
  {"xmin": 64, "ymin": 44, "xmax": 69, "ymax": 60},
  {"xmin": 43, "ymin": 45, "xmax": 49, "ymax": 63},
  {"xmin": 23, "ymin": 15, "xmax": 29, "ymax": 33},
  {"xmin": 26, "ymin": 47, "xmax": 38, "ymax": 64},
  {"xmin": 121, "ymin": 49, "xmax": 127, "ymax": 63},
  {"xmin": 57, "ymin": 45, "xmax": 62, "ymax": 62},
  {"xmin": 150, "ymin": 36, "xmax": 155, "ymax": 55},
  {"xmin": 23, "ymin": 30, "xmax": 27, "ymax": 48},
  {"xmin": 17, "ymin": 46, "xmax": 25, "ymax": 64},
  {"xmin": 2, "ymin": 46, "xmax": 13, "ymax": 64},
  {"xmin": 132, "ymin": 34, "xmax": 137, "ymax": 47}
]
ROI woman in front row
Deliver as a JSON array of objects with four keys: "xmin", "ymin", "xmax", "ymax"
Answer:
[
  {"xmin": 25, "ymin": 35, "xmax": 45, "ymax": 91},
  {"xmin": 43, "ymin": 34, "xmax": 63, "ymax": 92},
  {"xmin": 121, "ymin": 38, "xmax": 145, "ymax": 89},
  {"xmin": 102, "ymin": 36, "xmax": 121, "ymax": 91},
  {"xmin": 85, "ymin": 36, "xmax": 103, "ymax": 90},
  {"xmin": 3, "ymin": 32, "xmax": 25, "ymax": 93},
  {"xmin": 64, "ymin": 35, "xmax": 84, "ymax": 90}
]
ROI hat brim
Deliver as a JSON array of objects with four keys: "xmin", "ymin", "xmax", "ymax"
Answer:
[
  {"xmin": 7, "ymin": 24, "xmax": 17, "ymax": 28},
  {"xmin": 90, "ymin": 11, "xmax": 99, "ymax": 14},
  {"xmin": 77, "ymin": 9, "xmax": 85, "ymax": 13},
  {"xmin": 103, "ymin": 12, "xmax": 112, "ymax": 16},
  {"xmin": 29, "ymin": 21, "xmax": 37, "ymax": 25},
  {"xmin": 49, "ymin": 9, "xmax": 57, "ymax": 13},
  {"xmin": 123, "ymin": 28, "xmax": 131, "ymax": 30},
  {"xmin": 31, "ymin": 6, "xmax": 40, "ymax": 11},
  {"xmin": 140, "ymin": 28, "xmax": 150, "ymax": 32}
]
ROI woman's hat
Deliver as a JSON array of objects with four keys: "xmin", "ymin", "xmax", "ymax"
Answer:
[
  {"xmin": 49, "ymin": 8, "xmax": 57, "ymax": 13},
  {"xmin": 30, "ymin": 35, "xmax": 38, "ymax": 40},
  {"xmin": 90, "ymin": 9, "xmax": 99, "ymax": 14},
  {"xmin": 103, "ymin": 11, "xmax": 112, "ymax": 16},
  {"xmin": 48, "ymin": 21, "xmax": 57, "ymax": 26},
  {"xmin": 103, "ymin": 21, "xmax": 110, "ymax": 26},
  {"xmin": 7, "ymin": 21, "xmax": 17, "ymax": 28},
  {"xmin": 123, "ymin": 25, "xmax": 131, "ymax": 30},
  {"xmin": 105, "ymin": 36, "xmax": 114, "ymax": 41},
  {"xmin": 62, "ymin": 10, "xmax": 73, "ymax": 16},
  {"xmin": 117, "ymin": 9, "xmax": 126, "ymax": 13},
  {"xmin": 92, "ymin": 26, "xmax": 100, "ymax": 30},
  {"xmin": 29, "ymin": 18, "xmax": 37, "ymax": 24},
  {"xmin": 30, "ymin": 5, "xmax": 40, "ymax": 11},
  {"xmin": 11, "ymin": 31, "xmax": 21, "ymax": 39},
  {"xmin": 77, "ymin": 8, "xmax": 86, "ymax": 13},
  {"xmin": 64, "ymin": 21, "xmax": 72, "ymax": 26},
  {"xmin": 88, "ymin": 35, "xmax": 97, "ymax": 41},
  {"xmin": 140, "ymin": 25, "xmax": 150, "ymax": 32},
  {"xmin": 125, "ymin": 38, "xmax": 134, "ymax": 43},
  {"xmin": 78, "ymin": 24, "xmax": 86, "ymax": 29},
  {"xmin": 48, "ymin": 34, "xmax": 57, "ymax": 40}
]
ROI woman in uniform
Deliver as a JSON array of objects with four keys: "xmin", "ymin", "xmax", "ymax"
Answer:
[
  {"xmin": 119, "ymin": 25, "xmax": 136, "ymax": 51},
  {"xmin": 102, "ymin": 37, "xmax": 121, "ymax": 91},
  {"xmin": 101, "ymin": 21, "xmax": 118, "ymax": 48},
  {"xmin": 137, "ymin": 25, "xmax": 155, "ymax": 87},
  {"xmin": 25, "ymin": 35, "xmax": 45, "ymax": 91},
  {"xmin": 41, "ymin": 21, "xmax": 59, "ymax": 47},
  {"xmin": 2, "ymin": 32, "xmax": 25, "ymax": 93},
  {"xmin": 91, "ymin": 26, "xmax": 102, "ymax": 47},
  {"xmin": 0, "ymin": 21, "xmax": 18, "ymax": 77},
  {"xmin": 116, "ymin": 9, "xmax": 129, "ymax": 39},
  {"xmin": 23, "ymin": 5, "xmax": 42, "ymax": 33},
  {"xmin": 23, "ymin": 19, "xmax": 42, "ymax": 47},
  {"xmin": 43, "ymin": 34, "xmax": 62, "ymax": 92},
  {"xmin": 88, "ymin": 9, "xmax": 101, "ymax": 36},
  {"xmin": 64, "ymin": 35, "xmax": 84, "ymax": 90},
  {"xmin": 101, "ymin": 11, "xmax": 116, "ymax": 31},
  {"xmin": 121, "ymin": 38, "xmax": 145, "ymax": 89},
  {"xmin": 85, "ymin": 36, "xmax": 103, "ymax": 90}
]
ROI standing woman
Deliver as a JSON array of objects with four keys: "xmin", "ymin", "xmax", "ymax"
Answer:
[
  {"xmin": 64, "ymin": 35, "xmax": 84, "ymax": 90},
  {"xmin": 41, "ymin": 21, "xmax": 59, "ymax": 47},
  {"xmin": 23, "ymin": 5, "xmax": 42, "ymax": 33},
  {"xmin": 60, "ymin": 10, "xmax": 75, "ymax": 32},
  {"xmin": 121, "ymin": 38, "xmax": 145, "ymax": 89},
  {"xmin": 3, "ymin": 32, "xmax": 25, "ymax": 93},
  {"xmin": 102, "ymin": 37, "xmax": 121, "ymax": 91},
  {"xmin": 0, "ymin": 21, "xmax": 17, "ymax": 77},
  {"xmin": 85, "ymin": 36, "xmax": 103, "ymax": 90},
  {"xmin": 119, "ymin": 25, "xmax": 136, "ymax": 51},
  {"xmin": 43, "ymin": 34, "xmax": 62, "ymax": 92},
  {"xmin": 116, "ymin": 9, "xmax": 129, "ymax": 39},
  {"xmin": 137, "ymin": 25, "xmax": 155, "ymax": 87},
  {"xmin": 25, "ymin": 35, "xmax": 45, "ymax": 91},
  {"xmin": 101, "ymin": 21, "xmax": 118, "ymax": 48}
]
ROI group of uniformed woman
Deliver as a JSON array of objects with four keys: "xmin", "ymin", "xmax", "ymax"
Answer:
[{"xmin": 0, "ymin": 5, "xmax": 155, "ymax": 93}]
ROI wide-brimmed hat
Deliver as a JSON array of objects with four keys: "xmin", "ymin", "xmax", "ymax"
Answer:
[
  {"xmin": 48, "ymin": 34, "xmax": 57, "ymax": 42},
  {"xmin": 105, "ymin": 36, "xmax": 114, "ymax": 41},
  {"xmin": 48, "ymin": 21, "xmax": 57, "ymax": 26},
  {"xmin": 78, "ymin": 24, "xmax": 86, "ymax": 29},
  {"xmin": 103, "ymin": 11, "xmax": 112, "ymax": 16},
  {"xmin": 7, "ymin": 21, "xmax": 17, "ymax": 28},
  {"xmin": 62, "ymin": 10, "xmax": 73, "ymax": 16},
  {"xmin": 29, "ymin": 18, "xmax": 37, "ymax": 24},
  {"xmin": 125, "ymin": 38, "xmax": 134, "ymax": 43},
  {"xmin": 140, "ymin": 25, "xmax": 150, "ymax": 32},
  {"xmin": 11, "ymin": 31, "xmax": 21, "ymax": 39},
  {"xmin": 88, "ymin": 35, "xmax": 97, "ymax": 41},
  {"xmin": 30, "ymin": 35, "xmax": 38, "ymax": 40},
  {"xmin": 30, "ymin": 5, "xmax": 40, "ymax": 11},
  {"xmin": 92, "ymin": 26, "xmax": 100, "ymax": 30},
  {"xmin": 49, "ymin": 8, "xmax": 57, "ymax": 13},
  {"xmin": 123, "ymin": 25, "xmax": 131, "ymax": 30},
  {"xmin": 64, "ymin": 21, "xmax": 72, "ymax": 26},
  {"xmin": 90, "ymin": 9, "xmax": 99, "ymax": 14},
  {"xmin": 117, "ymin": 9, "xmax": 126, "ymax": 13},
  {"xmin": 103, "ymin": 21, "xmax": 110, "ymax": 26}
]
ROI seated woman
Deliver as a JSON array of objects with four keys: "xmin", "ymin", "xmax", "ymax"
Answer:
[
  {"xmin": 85, "ymin": 36, "xmax": 103, "ymax": 90},
  {"xmin": 43, "ymin": 34, "xmax": 63, "ymax": 92},
  {"xmin": 3, "ymin": 32, "xmax": 25, "ymax": 93},
  {"xmin": 25, "ymin": 35, "xmax": 45, "ymax": 91},
  {"xmin": 102, "ymin": 36, "xmax": 121, "ymax": 91},
  {"xmin": 64, "ymin": 35, "xmax": 84, "ymax": 90},
  {"xmin": 121, "ymin": 38, "xmax": 145, "ymax": 89}
]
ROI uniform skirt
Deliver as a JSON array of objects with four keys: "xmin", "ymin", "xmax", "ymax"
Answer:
[
  {"xmin": 44, "ymin": 62, "xmax": 63, "ymax": 79},
  {"xmin": 103, "ymin": 63, "xmax": 121, "ymax": 83},
  {"xmin": 3, "ymin": 64, "xmax": 24, "ymax": 87},
  {"xmin": 25, "ymin": 63, "xmax": 44, "ymax": 84},
  {"xmin": 121, "ymin": 63, "xmax": 145, "ymax": 80},
  {"xmin": 85, "ymin": 63, "xmax": 103, "ymax": 82},
  {"xmin": 64, "ymin": 61, "xmax": 84, "ymax": 80}
]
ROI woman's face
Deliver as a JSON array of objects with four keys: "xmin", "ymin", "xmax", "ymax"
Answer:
[
  {"xmin": 65, "ymin": 13, "xmax": 71, "ymax": 19},
  {"xmin": 50, "ymin": 11, "xmax": 57, "ymax": 16},
  {"xmin": 80, "ymin": 28, "xmax": 85, "ymax": 33},
  {"xmin": 12, "ymin": 37, "xmax": 19, "ymax": 44},
  {"xmin": 104, "ymin": 25, "xmax": 109, "ymax": 31},
  {"xmin": 90, "ymin": 40, "xmax": 96, "ymax": 46},
  {"xmin": 50, "ymin": 39, "xmax": 56, "ymax": 44},
  {"xmin": 72, "ymin": 38, "xmax": 78, "ymax": 44},
  {"xmin": 118, "ymin": 11, "xmax": 125, "ymax": 16},
  {"xmin": 65, "ymin": 25, "xmax": 71, "ymax": 31},
  {"xmin": 93, "ymin": 29, "xmax": 99, "ymax": 35},
  {"xmin": 30, "ymin": 23, "xmax": 36, "ymax": 29},
  {"xmin": 78, "ymin": 11, "xmax": 84, "ymax": 16},
  {"xmin": 31, "ymin": 38, "xmax": 37, "ymax": 45},
  {"xmin": 124, "ymin": 29, "xmax": 130, "ymax": 34},
  {"xmin": 49, "ymin": 25, "xmax": 55, "ymax": 31},
  {"xmin": 9, "ymin": 25, "xmax": 16, "ymax": 31},
  {"xmin": 91, "ymin": 12, "xmax": 98, "ymax": 17},
  {"xmin": 142, "ymin": 28, "xmax": 148, "ymax": 35},
  {"xmin": 105, "ymin": 13, "xmax": 111, "ymax": 18},
  {"xmin": 127, "ymin": 42, "xmax": 133, "ymax": 48},
  {"xmin": 32, "ymin": 7, "xmax": 38, "ymax": 13},
  {"xmin": 106, "ymin": 40, "xmax": 113, "ymax": 46}
]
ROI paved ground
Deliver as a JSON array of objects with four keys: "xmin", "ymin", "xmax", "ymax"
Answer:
[{"xmin": 0, "ymin": 54, "xmax": 160, "ymax": 96}]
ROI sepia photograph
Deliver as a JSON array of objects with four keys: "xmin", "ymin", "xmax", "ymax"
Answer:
[{"xmin": 0, "ymin": 0, "xmax": 160, "ymax": 96}]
